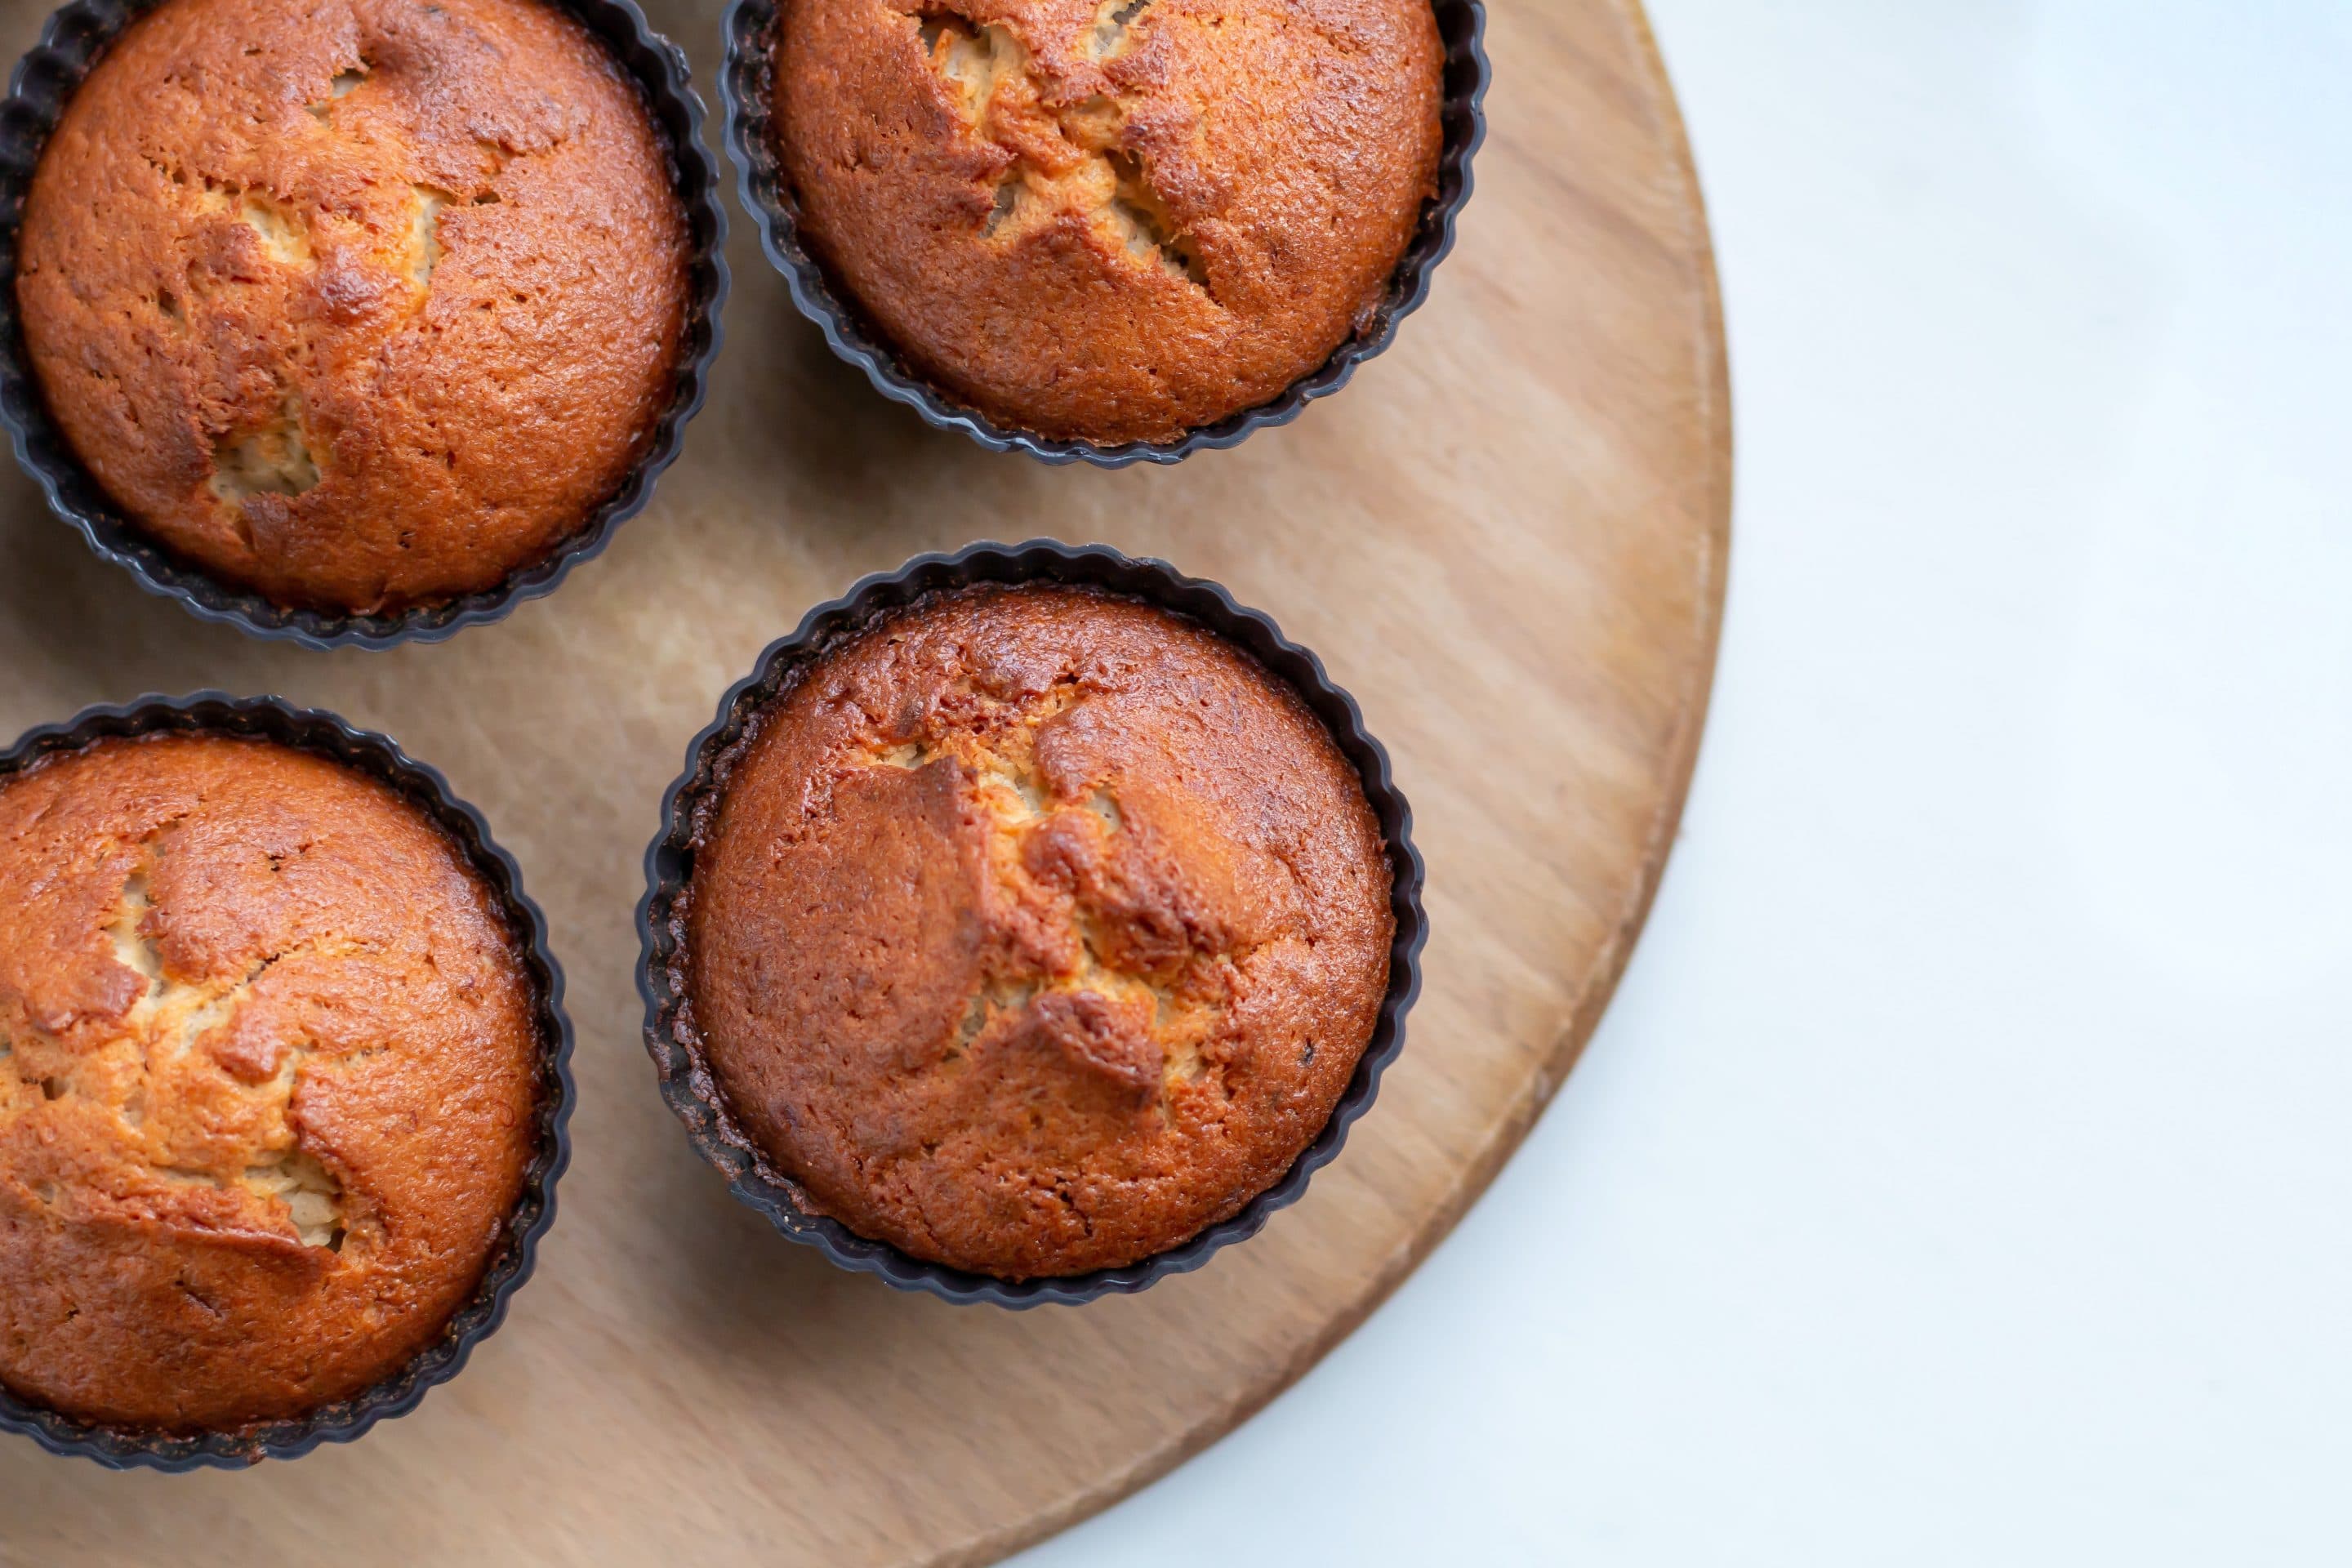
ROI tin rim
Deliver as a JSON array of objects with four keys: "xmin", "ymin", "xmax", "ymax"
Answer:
[
  {"xmin": 717, "ymin": 0, "xmax": 1488, "ymax": 466},
  {"xmin": 0, "ymin": 0, "xmax": 731, "ymax": 649},
  {"xmin": 636, "ymin": 539, "xmax": 1428, "ymax": 1305},
  {"xmin": 0, "ymin": 693, "xmax": 577, "ymax": 1467}
]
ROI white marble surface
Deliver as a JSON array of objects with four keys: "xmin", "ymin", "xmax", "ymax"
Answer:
[{"xmin": 1016, "ymin": 2, "xmax": 2352, "ymax": 1561}]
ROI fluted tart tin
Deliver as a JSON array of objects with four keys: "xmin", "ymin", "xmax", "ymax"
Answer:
[
  {"xmin": 0, "ymin": 693, "xmax": 576, "ymax": 1467},
  {"xmin": 718, "ymin": 0, "xmax": 1489, "ymax": 466},
  {"xmin": 638, "ymin": 539, "xmax": 1428, "ymax": 1305},
  {"xmin": 0, "ymin": 0, "xmax": 730, "ymax": 648}
]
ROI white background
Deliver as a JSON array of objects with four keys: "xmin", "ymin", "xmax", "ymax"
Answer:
[{"xmin": 1018, "ymin": 2, "xmax": 2352, "ymax": 1562}]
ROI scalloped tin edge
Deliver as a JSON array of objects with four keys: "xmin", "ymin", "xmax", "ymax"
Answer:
[
  {"xmin": 0, "ymin": 694, "xmax": 577, "ymax": 1467},
  {"xmin": 0, "ymin": 0, "xmax": 731, "ymax": 650},
  {"xmin": 718, "ymin": 0, "xmax": 1488, "ymax": 466},
  {"xmin": 636, "ymin": 540, "xmax": 1428, "ymax": 1306}
]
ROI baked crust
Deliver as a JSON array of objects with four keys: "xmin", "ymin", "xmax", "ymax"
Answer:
[
  {"xmin": 683, "ymin": 585, "xmax": 1393, "ymax": 1278},
  {"xmin": 16, "ymin": 0, "xmax": 693, "ymax": 612},
  {"xmin": 771, "ymin": 0, "xmax": 1444, "ymax": 444},
  {"xmin": 0, "ymin": 735, "xmax": 541, "ymax": 1431}
]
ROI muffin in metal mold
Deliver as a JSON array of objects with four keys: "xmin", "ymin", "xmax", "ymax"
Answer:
[
  {"xmin": 0, "ymin": 0, "xmax": 730, "ymax": 649},
  {"xmin": 719, "ymin": 0, "xmax": 1488, "ymax": 466},
  {"xmin": 0, "ymin": 693, "xmax": 575, "ymax": 1468},
  {"xmin": 638, "ymin": 540, "xmax": 1427, "ymax": 1305}
]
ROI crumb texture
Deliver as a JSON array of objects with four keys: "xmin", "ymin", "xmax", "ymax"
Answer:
[
  {"xmin": 771, "ymin": 0, "xmax": 1444, "ymax": 444},
  {"xmin": 16, "ymin": 0, "xmax": 693, "ymax": 614},
  {"xmin": 684, "ymin": 586, "xmax": 1394, "ymax": 1278},
  {"xmin": 0, "ymin": 736, "xmax": 541, "ymax": 1431}
]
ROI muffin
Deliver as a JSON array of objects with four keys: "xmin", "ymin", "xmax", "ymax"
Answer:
[
  {"xmin": 0, "ymin": 733, "xmax": 542, "ymax": 1432},
  {"xmin": 15, "ymin": 0, "xmax": 693, "ymax": 615},
  {"xmin": 768, "ymin": 0, "xmax": 1445, "ymax": 446},
  {"xmin": 679, "ymin": 582, "xmax": 1395, "ymax": 1278}
]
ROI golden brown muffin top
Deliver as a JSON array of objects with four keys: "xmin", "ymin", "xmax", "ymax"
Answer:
[
  {"xmin": 0, "ymin": 734, "xmax": 542, "ymax": 1432},
  {"xmin": 681, "ymin": 585, "xmax": 1393, "ymax": 1278},
  {"xmin": 771, "ymin": 0, "xmax": 1444, "ymax": 445},
  {"xmin": 16, "ymin": 0, "xmax": 692, "ymax": 614}
]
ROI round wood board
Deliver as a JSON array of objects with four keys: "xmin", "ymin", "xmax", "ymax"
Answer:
[{"xmin": 0, "ymin": 0, "xmax": 1727, "ymax": 1558}]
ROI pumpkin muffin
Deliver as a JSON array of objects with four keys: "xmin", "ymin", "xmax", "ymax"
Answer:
[
  {"xmin": 769, "ymin": 0, "xmax": 1445, "ymax": 445},
  {"xmin": 679, "ymin": 584, "xmax": 1394, "ymax": 1278},
  {"xmin": 0, "ymin": 734, "xmax": 542, "ymax": 1432},
  {"xmin": 16, "ymin": 0, "xmax": 693, "ymax": 614}
]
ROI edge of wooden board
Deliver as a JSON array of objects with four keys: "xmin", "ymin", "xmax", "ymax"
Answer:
[{"xmin": 944, "ymin": 4, "xmax": 1734, "ymax": 1562}]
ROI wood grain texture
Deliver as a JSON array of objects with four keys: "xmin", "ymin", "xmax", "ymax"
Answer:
[{"xmin": 0, "ymin": 0, "xmax": 1728, "ymax": 1561}]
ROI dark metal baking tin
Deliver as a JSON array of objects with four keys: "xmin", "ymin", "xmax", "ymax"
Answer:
[
  {"xmin": 0, "ymin": 693, "xmax": 577, "ymax": 1468},
  {"xmin": 637, "ymin": 540, "xmax": 1428, "ymax": 1306},
  {"xmin": 0, "ymin": 0, "xmax": 730, "ymax": 650},
  {"xmin": 719, "ymin": 0, "xmax": 1489, "ymax": 466}
]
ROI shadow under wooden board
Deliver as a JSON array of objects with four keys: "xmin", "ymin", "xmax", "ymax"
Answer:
[{"xmin": 0, "ymin": 0, "xmax": 1727, "ymax": 1558}]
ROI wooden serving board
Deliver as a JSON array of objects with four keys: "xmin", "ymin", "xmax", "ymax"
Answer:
[{"xmin": 0, "ymin": 0, "xmax": 1728, "ymax": 1559}]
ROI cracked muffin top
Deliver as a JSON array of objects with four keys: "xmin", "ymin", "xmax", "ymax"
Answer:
[
  {"xmin": 679, "ymin": 584, "xmax": 1394, "ymax": 1278},
  {"xmin": 769, "ymin": 0, "xmax": 1445, "ymax": 445},
  {"xmin": 16, "ymin": 0, "xmax": 692, "ymax": 614},
  {"xmin": 0, "ymin": 733, "xmax": 542, "ymax": 1432}
]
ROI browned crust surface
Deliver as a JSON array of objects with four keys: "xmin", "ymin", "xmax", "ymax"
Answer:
[
  {"xmin": 771, "ymin": 0, "xmax": 1443, "ymax": 444},
  {"xmin": 0, "ymin": 734, "xmax": 541, "ymax": 1431},
  {"xmin": 16, "ymin": 0, "xmax": 692, "ymax": 613},
  {"xmin": 682, "ymin": 586, "xmax": 1394, "ymax": 1277}
]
